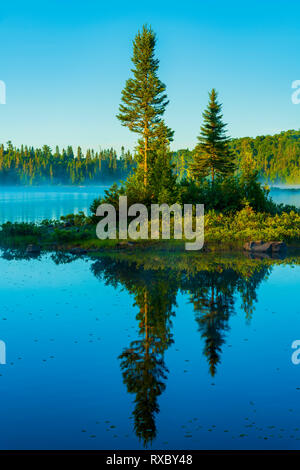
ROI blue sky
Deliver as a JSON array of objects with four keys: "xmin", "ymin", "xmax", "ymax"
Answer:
[{"xmin": 0, "ymin": 0, "xmax": 299, "ymax": 152}]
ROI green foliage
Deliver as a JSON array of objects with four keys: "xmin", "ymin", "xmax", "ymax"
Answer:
[
  {"xmin": 173, "ymin": 131, "xmax": 300, "ymax": 185},
  {"xmin": 148, "ymin": 149, "xmax": 179, "ymax": 204},
  {"xmin": 117, "ymin": 25, "xmax": 172, "ymax": 187},
  {"xmin": 204, "ymin": 206, "xmax": 300, "ymax": 243},
  {"xmin": 191, "ymin": 89, "xmax": 235, "ymax": 182},
  {"xmin": 90, "ymin": 151, "xmax": 180, "ymax": 217},
  {"xmin": 117, "ymin": 25, "xmax": 169, "ymax": 143},
  {"xmin": 53, "ymin": 229, "xmax": 75, "ymax": 243},
  {"xmin": 0, "ymin": 141, "xmax": 134, "ymax": 185},
  {"xmin": 0, "ymin": 221, "xmax": 41, "ymax": 236},
  {"xmin": 179, "ymin": 173, "xmax": 279, "ymax": 214},
  {"xmin": 60, "ymin": 211, "xmax": 87, "ymax": 227},
  {"xmin": 229, "ymin": 129, "xmax": 300, "ymax": 183},
  {"xmin": 52, "ymin": 227, "xmax": 90, "ymax": 243},
  {"xmin": 89, "ymin": 182, "xmax": 126, "ymax": 219}
]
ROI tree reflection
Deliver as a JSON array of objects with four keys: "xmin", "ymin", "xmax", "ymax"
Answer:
[
  {"xmin": 190, "ymin": 277, "xmax": 234, "ymax": 377},
  {"xmin": 3, "ymin": 248, "xmax": 281, "ymax": 446},
  {"xmin": 92, "ymin": 257, "xmax": 178, "ymax": 446},
  {"xmin": 91, "ymin": 254, "xmax": 275, "ymax": 444},
  {"xmin": 0, "ymin": 246, "xmax": 296, "ymax": 446},
  {"xmin": 186, "ymin": 263, "xmax": 271, "ymax": 376}
]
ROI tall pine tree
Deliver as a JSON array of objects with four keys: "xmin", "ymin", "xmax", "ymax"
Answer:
[
  {"xmin": 191, "ymin": 89, "xmax": 235, "ymax": 182},
  {"xmin": 117, "ymin": 25, "xmax": 170, "ymax": 187}
]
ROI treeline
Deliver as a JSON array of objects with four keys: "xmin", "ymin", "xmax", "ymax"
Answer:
[
  {"xmin": 1, "ymin": 129, "xmax": 299, "ymax": 186},
  {"xmin": 230, "ymin": 130, "xmax": 300, "ymax": 183},
  {"xmin": 172, "ymin": 130, "xmax": 300, "ymax": 184},
  {"xmin": 0, "ymin": 141, "xmax": 135, "ymax": 185}
]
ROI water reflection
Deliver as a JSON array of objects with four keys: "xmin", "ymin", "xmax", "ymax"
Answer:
[
  {"xmin": 91, "ymin": 253, "xmax": 274, "ymax": 445},
  {"xmin": 92, "ymin": 257, "xmax": 177, "ymax": 446},
  {"xmin": 186, "ymin": 265, "xmax": 270, "ymax": 376},
  {"xmin": 1, "ymin": 248, "xmax": 297, "ymax": 447}
]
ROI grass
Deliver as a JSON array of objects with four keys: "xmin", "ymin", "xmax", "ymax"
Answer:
[{"xmin": 0, "ymin": 205, "xmax": 300, "ymax": 253}]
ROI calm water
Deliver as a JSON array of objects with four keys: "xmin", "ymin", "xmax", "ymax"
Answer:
[
  {"xmin": 0, "ymin": 186, "xmax": 300, "ymax": 224},
  {"xmin": 0, "ymin": 250, "xmax": 300, "ymax": 450},
  {"xmin": 0, "ymin": 185, "xmax": 299, "ymax": 226},
  {"xmin": 0, "ymin": 186, "xmax": 109, "ymax": 223},
  {"xmin": 269, "ymin": 187, "xmax": 300, "ymax": 208},
  {"xmin": 0, "ymin": 186, "xmax": 300, "ymax": 450}
]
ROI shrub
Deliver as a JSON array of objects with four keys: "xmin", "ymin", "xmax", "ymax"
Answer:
[{"xmin": 0, "ymin": 222, "xmax": 41, "ymax": 237}]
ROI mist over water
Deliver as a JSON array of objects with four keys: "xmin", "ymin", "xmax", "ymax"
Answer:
[
  {"xmin": 0, "ymin": 185, "xmax": 109, "ymax": 223},
  {"xmin": 269, "ymin": 186, "xmax": 300, "ymax": 208},
  {"xmin": 0, "ymin": 184, "xmax": 299, "ymax": 225}
]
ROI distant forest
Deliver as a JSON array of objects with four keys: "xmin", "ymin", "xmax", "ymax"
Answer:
[
  {"xmin": 174, "ymin": 130, "xmax": 300, "ymax": 184},
  {"xmin": 0, "ymin": 142, "xmax": 135, "ymax": 185},
  {"xmin": 0, "ymin": 129, "xmax": 300, "ymax": 185},
  {"xmin": 231, "ymin": 130, "xmax": 300, "ymax": 183}
]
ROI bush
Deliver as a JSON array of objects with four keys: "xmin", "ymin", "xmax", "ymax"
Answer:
[
  {"xmin": 179, "ymin": 175, "xmax": 300, "ymax": 215},
  {"xmin": 204, "ymin": 206, "xmax": 300, "ymax": 243},
  {"xmin": 0, "ymin": 222, "xmax": 41, "ymax": 237},
  {"xmin": 60, "ymin": 211, "xmax": 87, "ymax": 227}
]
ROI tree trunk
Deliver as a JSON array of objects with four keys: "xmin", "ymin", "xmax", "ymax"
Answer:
[{"xmin": 144, "ymin": 126, "xmax": 148, "ymax": 188}]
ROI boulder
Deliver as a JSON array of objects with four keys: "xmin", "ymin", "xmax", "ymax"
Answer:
[
  {"xmin": 270, "ymin": 241, "xmax": 287, "ymax": 252},
  {"xmin": 243, "ymin": 241, "xmax": 287, "ymax": 253}
]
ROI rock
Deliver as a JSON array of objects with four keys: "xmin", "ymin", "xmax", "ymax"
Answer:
[
  {"xmin": 244, "ymin": 241, "xmax": 272, "ymax": 253},
  {"xmin": 243, "ymin": 241, "xmax": 287, "ymax": 253},
  {"xmin": 271, "ymin": 241, "xmax": 287, "ymax": 252},
  {"xmin": 26, "ymin": 244, "xmax": 41, "ymax": 255}
]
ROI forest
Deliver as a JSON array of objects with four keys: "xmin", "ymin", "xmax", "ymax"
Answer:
[
  {"xmin": 230, "ymin": 130, "xmax": 300, "ymax": 183},
  {"xmin": 1, "ymin": 129, "xmax": 299, "ymax": 186},
  {"xmin": 173, "ymin": 130, "xmax": 300, "ymax": 184},
  {"xmin": 0, "ymin": 142, "xmax": 135, "ymax": 185}
]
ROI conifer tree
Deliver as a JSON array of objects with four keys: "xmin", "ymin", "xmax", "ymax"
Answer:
[
  {"xmin": 191, "ymin": 89, "xmax": 235, "ymax": 182},
  {"xmin": 117, "ymin": 25, "xmax": 170, "ymax": 187}
]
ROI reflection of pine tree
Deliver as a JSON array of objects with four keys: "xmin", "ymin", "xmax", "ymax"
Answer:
[
  {"xmin": 119, "ymin": 335, "xmax": 168, "ymax": 445},
  {"xmin": 92, "ymin": 257, "xmax": 177, "ymax": 447},
  {"xmin": 191, "ymin": 283, "xmax": 234, "ymax": 377},
  {"xmin": 91, "ymin": 254, "xmax": 272, "ymax": 440},
  {"xmin": 237, "ymin": 265, "xmax": 271, "ymax": 322},
  {"xmin": 119, "ymin": 285, "xmax": 175, "ymax": 447},
  {"xmin": 188, "ymin": 264, "xmax": 271, "ymax": 375}
]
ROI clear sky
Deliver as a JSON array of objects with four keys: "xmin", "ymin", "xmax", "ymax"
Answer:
[{"xmin": 0, "ymin": 0, "xmax": 299, "ymax": 153}]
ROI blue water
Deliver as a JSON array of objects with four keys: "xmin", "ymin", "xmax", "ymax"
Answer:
[
  {"xmin": 0, "ymin": 185, "xmax": 298, "ymax": 226},
  {"xmin": 270, "ymin": 187, "xmax": 300, "ymax": 208},
  {"xmin": 0, "ymin": 185, "xmax": 300, "ymax": 450},
  {"xmin": 0, "ymin": 252, "xmax": 300, "ymax": 450},
  {"xmin": 0, "ymin": 186, "xmax": 109, "ymax": 223}
]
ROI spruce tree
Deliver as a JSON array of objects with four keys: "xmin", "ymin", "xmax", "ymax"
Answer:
[
  {"xmin": 191, "ymin": 89, "xmax": 235, "ymax": 182},
  {"xmin": 117, "ymin": 25, "xmax": 170, "ymax": 188}
]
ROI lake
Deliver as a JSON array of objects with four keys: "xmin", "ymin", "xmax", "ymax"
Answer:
[
  {"xmin": 0, "ymin": 186, "xmax": 300, "ymax": 450},
  {"xmin": 0, "ymin": 185, "xmax": 299, "ymax": 226},
  {"xmin": 0, "ymin": 186, "xmax": 109, "ymax": 224},
  {"xmin": 269, "ymin": 186, "xmax": 300, "ymax": 208},
  {"xmin": 0, "ymin": 250, "xmax": 300, "ymax": 450}
]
